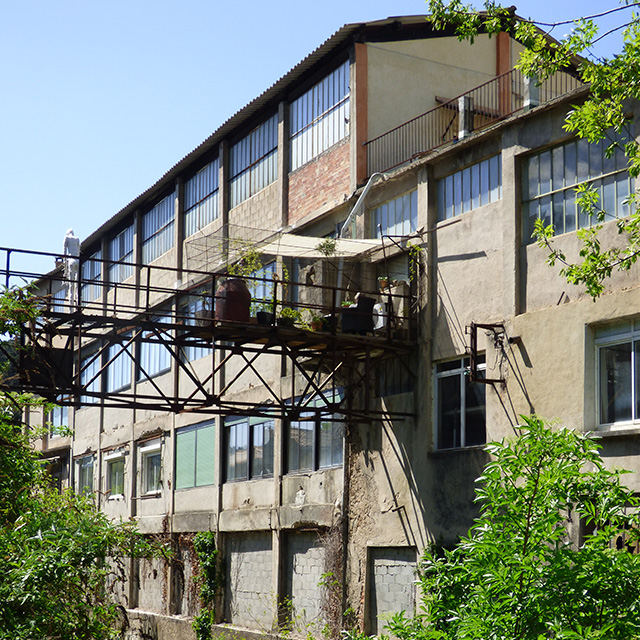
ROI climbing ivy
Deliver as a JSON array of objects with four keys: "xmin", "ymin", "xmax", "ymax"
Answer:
[{"xmin": 192, "ymin": 531, "xmax": 222, "ymax": 640}]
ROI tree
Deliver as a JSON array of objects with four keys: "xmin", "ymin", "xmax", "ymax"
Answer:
[
  {"xmin": 0, "ymin": 286, "xmax": 164, "ymax": 639},
  {"xmin": 388, "ymin": 416, "xmax": 640, "ymax": 640},
  {"xmin": 428, "ymin": 0, "xmax": 640, "ymax": 298}
]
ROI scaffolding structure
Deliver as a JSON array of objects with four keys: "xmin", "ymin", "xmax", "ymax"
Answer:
[{"xmin": 1, "ymin": 243, "xmax": 418, "ymax": 424}]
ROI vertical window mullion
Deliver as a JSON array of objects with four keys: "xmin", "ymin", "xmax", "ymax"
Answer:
[{"xmin": 460, "ymin": 364, "xmax": 467, "ymax": 448}]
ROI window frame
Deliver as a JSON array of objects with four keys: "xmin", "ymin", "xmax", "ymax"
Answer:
[
  {"xmin": 522, "ymin": 129, "xmax": 634, "ymax": 242},
  {"xmin": 224, "ymin": 416, "xmax": 275, "ymax": 482},
  {"xmin": 138, "ymin": 312, "xmax": 172, "ymax": 381},
  {"xmin": 174, "ymin": 420, "xmax": 215, "ymax": 490},
  {"xmin": 142, "ymin": 193, "xmax": 175, "ymax": 264},
  {"xmin": 139, "ymin": 440, "xmax": 162, "ymax": 496},
  {"xmin": 370, "ymin": 190, "xmax": 418, "ymax": 239},
  {"xmin": 106, "ymin": 332, "xmax": 133, "ymax": 393},
  {"xmin": 104, "ymin": 450, "xmax": 125, "ymax": 498},
  {"xmin": 435, "ymin": 355, "xmax": 486, "ymax": 450},
  {"xmin": 184, "ymin": 158, "xmax": 220, "ymax": 238},
  {"xmin": 108, "ymin": 224, "xmax": 134, "ymax": 284},
  {"xmin": 81, "ymin": 249, "xmax": 102, "ymax": 303},
  {"xmin": 290, "ymin": 60, "xmax": 350, "ymax": 171},
  {"xmin": 75, "ymin": 455, "xmax": 94, "ymax": 495},
  {"xmin": 286, "ymin": 392, "xmax": 344, "ymax": 474},
  {"xmin": 437, "ymin": 154, "xmax": 502, "ymax": 221},
  {"xmin": 596, "ymin": 322, "xmax": 640, "ymax": 428},
  {"xmin": 229, "ymin": 114, "xmax": 278, "ymax": 208}
]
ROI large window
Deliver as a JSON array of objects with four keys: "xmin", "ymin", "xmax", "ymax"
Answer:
[
  {"xmin": 76, "ymin": 455, "xmax": 94, "ymax": 495},
  {"xmin": 106, "ymin": 334, "xmax": 132, "ymax": 393},
  {"xmin": 81, "ymin": 250, "xmax": 102, "ymax": 303},
  {"xmin": 437, "ymin": 155, "xmax": 502, "ymax": 221},
  {"xmin": 522, "ymin": 130, "xmax": 634, "ymax": 242},
  {"xmin": 287, "ymin": 394, "xmax": 344, "ymax": 473},
  {"xmin": 139, "ymin": 313, "xmax": 172, "ymax": 380},
  {"xmin": 596, "ymin": 321, "xmax": 640, "ymax": 426},
  {"xmin": 436, "ymin": 356, "xmax": 486, "ymax": 449},
  {"xmin": 142, "ymin": 194, "xmax": 175, "ymax": 263},
  {"xmin": 179, "ymin": 289, "xmax": 210, "ymax": 362},
  {"xmin": 290, "ymin": 60, "xmax": 350, "ymax": 171},
  {"xmin": 175, "ymin": 420, "xmax": 215, "ymax": 489},
  {"xmin": 185, "ymin": 159, "xmax": 219, "ymax": 237},
  {"xmin": 225, "ymin": 416, "xmax": 274, "ymax": 481},
  {"xmin": 109, "ymin": 224, "xmax": 134, "ymax": 284},
  {"xmin": 371, "ymin": 190, "xmax": 417, "ymax": 238},
  {"xmin": 230, "ymin": 114, "xmax": 278, "ymax": 208},
  {"xmin": 80, "ymin": 348, "xmax": 101, "ymax": 405}
]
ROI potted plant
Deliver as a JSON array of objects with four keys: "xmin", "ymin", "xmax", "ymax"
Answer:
[
  {"xmin": 277, "ymin": 307, "xmax": 302, "ymax": 327},
  {"xmin": 378, "ymin": 275, "xmax": 389, "ymax": 290}
]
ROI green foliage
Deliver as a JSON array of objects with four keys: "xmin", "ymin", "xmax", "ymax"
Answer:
[
  {"xmin": 227, "ymin": 241, "xmax": 263, "ymax": 278},
  {"xmin": 388, "ymin": 416, "xmax": 640, "ymax": 640},
  {"xmin": 316, "ymin": 237, "xmax": 338, "ymax": 257},
  {"xmin": 192, "ymin": 531, "xmax": 222, "ymax": 640},
  {"xmin": 426, "ymin": 2, "xmax": 640, "ymax": 297},
  {"xmin": 0, "ymin": 287, "xmax": 164, "ymax": 639}
]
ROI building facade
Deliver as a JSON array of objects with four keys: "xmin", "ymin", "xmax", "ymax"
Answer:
[{"xmin": 14, "ymin": 13, "xmax": 640, "ymax": 640}]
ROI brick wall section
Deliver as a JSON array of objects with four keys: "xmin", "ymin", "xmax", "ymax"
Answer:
[
  {"xmin": 368, "ymin": 547, "xmax": 416, "ymax": 635},
  {"xmin": 224, "ymin": 532, "xmax": 274, "ymax": 630},
  {"xmin": 287, "ymin": 141, "xmax": 351, "ymax": 225},
  {"xmin": 285, "ymin": 532, "xmax": 326, "ymax": 631}
]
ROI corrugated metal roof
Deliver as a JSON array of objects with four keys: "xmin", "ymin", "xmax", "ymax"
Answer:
[{"xmin": 82, "ymin": 14, "xmax": 436, "ymax": 249}]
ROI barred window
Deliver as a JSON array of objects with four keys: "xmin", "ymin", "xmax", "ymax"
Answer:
[
  {"xmin": 290, "ymin": 61, "xmax": 350, "ymax": 171},
  {"xmin": 522, "ymin": 129, "xmax": 634, "ymax": 242},
  {"xmin": 437, "ymin": 155, "xmax": 502, "ymax": 221},
  {"xmin": 230, "ymin": 114, "xmax": 278, "ymax": 208},
  {"xmin": 109, "ymin": 225, "xmax": 134, "ymax": 284},
  {"xmin": 184, "ymin": 159, "xmax": 219, "ymax": 238},
  {"xmin": 142, "ymin": 194, "xmax": 175, "ymax": 263}
]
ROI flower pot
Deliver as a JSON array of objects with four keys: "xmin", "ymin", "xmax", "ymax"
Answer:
[
  {"xmin": 257, "ymin": 311, "xmax": 274, "ymax": 325},
  {"xmin": 214, "ymin": 278, "xmax": 251, "ymax": 323}
]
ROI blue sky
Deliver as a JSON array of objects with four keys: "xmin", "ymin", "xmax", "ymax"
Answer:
[{"xmin": 0, "ymin": 0, "xmax": 627, "ymax": 275}]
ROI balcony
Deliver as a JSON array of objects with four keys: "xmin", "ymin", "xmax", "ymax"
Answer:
[{"xmin": 364, "ymin": 67, "xmax": 586, "ymax": 176}]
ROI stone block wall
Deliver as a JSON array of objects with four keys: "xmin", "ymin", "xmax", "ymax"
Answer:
[
  {"xmin": 224, "ymin": 532, "xmax": 274, "ymax": 630},
  {"xmin": 367, "ymin": 547, "xmax": 416, "ymax": 635}
]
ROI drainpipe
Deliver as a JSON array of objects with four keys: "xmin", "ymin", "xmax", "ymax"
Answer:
[{"xmin": 336, "ymin": 172, "xmax": 388, "ymax": 296}]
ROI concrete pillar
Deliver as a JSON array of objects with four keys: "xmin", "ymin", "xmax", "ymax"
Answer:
[
  {"xmin": 524, "ymin": 75, "xmax": 540, "ymax": 110},
  {"xmin": 458, "ymin": 95, "xmax": 474, "ymax": 140},
  {"xmin": 278, "ymin": 101, "xmax": 290, "ymax": 229}
]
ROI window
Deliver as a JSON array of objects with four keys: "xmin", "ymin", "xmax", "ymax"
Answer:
[
  {"xmin": 139, "ymin": 313, "xmax": 172, "ymax": 380},
  {"xmin": 106, "ymin": 333, "xmax": 132, "ymax": 392},
  {"xmin": 179, "ymin": 290, "xmax": 210, "ymax": 362},
  {"xmin": 436, "ymin": 356, "xmax": 486, "ymax": 449},
  {"xmin": 522, "ymin": 129, "xmax": 634, "ymax": 242},
  {"xmin": 142, "ymin": 194, "xmax": 175, "ymax": 263},
  {"xmin": 371, "ymin": 190, "xmax": 417, "ymax": 238},
  {"xmin": 185, "ymin": 159, "xmax": 219, "ymax": 237},
  {"xmin": 109, "ymin": 224, "xmax": 134, "ymax": 284},
  {"xmin": 249, "ymin": 261, "xmax": 276, "ymax": 314},
  {"xmin": 290, "ymin": 60, "xmax": 350, "ymax": 171},
  {"xmin": 81, "ymin": 250, "xmax": 102, "ymax": 303},
  {"xmin": 225, "ymin": 416, "xmax": 274, "ymax": 481},
  {"xmin": 51, "ymin": 285, "xmax": 67, "ymax": 313},
  {"xmin": 437, "ymin": 155, "xmax": 502, "ymax": 221},
  {"xmin": 105, "ymin": 451, "xmax": 125, "ymax": 497},
  {"xmin": 175, "ymin": 420, "xmax": 215, "ymax": 489},
  {"xmin": 596, "ymin": 321, "xmax": 640, "ymax": 426},
  {"xmin": 48, "ymin": 403, "xmax": 68, "ymax": 437},
  {"xmin": 230, "ymin": 114, "xmax": 278, "ymax": 207},
  {"xmin": 287, "ymin": 394, "xmax": 344, "ymax": 472},
  {"xmin": 140, "ymin": 440, "xmax": 162, "ymax": 495},
  {"xmin": 80, "ymin": 347, "xmax": 101, "ymax": 405},
  {"xmin": 76, "ymin": 455, "xmax": 94, "ymax": 495}
]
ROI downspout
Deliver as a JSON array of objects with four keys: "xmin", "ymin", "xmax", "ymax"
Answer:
[{"xmin": 336, "ymin": 172, "xmax": 387, "ymax": 296}]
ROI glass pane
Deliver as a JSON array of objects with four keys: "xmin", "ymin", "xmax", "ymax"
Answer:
[
  {"xmin": 602, "ymin": 175, "xmax": 616, "ymax": 219},
  {"xmin": 600, "ymin": 342, "xmax": 632, "ymax": 424},
  {"xmin": 175, "ymin": 429, "xmax": 196, "ymax": 489},
  {"xmin": 471, "ymin": 162, "xmax": 480, "ymax": 209},
  {"xmin": 538, "ymin": 150, "xmax": 551, "ymax": 196},
  {"xmin": 526, "ymin": 155, "xmax": 539, "ymax": 200},
  {"xmin": 462, "ymin": 167, "xmax": 471, "ymax": 213},
  {"xmin": 465, "ymin": 374, "xmax": 486, "ymax": 446},
  {"xmin": 565, "ymin": 191, "xmax": 576, "ymax": 233},
  {"xmin": 577, "ymin": 138, "xmax": 589, "ymax": 182},
  {"xmin": 489, "ymin": 154, "xmax": 500, "ymax": 202},
  {"xmin": 438, "ymin": 373, "xmax": 461, "ymax": 449},
  {"xmin": 319, "ymin": 419, "xmax": 343, "ymax": 468},
  {"xmin": 552, "ymin": 192, "xmax": 565, "ymax": 234},
  {"xmin": 145, "ymin": 453, "xmax": 162, "ymax": 493},
  {"xmin": 564, "ymin": 140, "xmax": 577, "ymax": 187},
  {"xmin": 195, "ymin": 423, "xmax": 215, "ymax": 486},
  {"xmin": 552, "ymin": 146, "xmax": 564, "ymax": 191}
]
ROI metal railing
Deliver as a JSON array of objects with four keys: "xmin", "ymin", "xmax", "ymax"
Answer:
[{"xmin": 365, "ymin": 67, "xmax": 585, "ymax": 175}]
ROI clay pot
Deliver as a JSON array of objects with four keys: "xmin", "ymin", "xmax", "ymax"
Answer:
[{"xmin": 214, "ymin": 279, "xmax": 251, "ymax": 323}]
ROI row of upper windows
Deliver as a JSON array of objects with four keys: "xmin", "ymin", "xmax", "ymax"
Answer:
[
  {"xmin": 83, "ymin": 62, "xmax": 351, "ymax": 281},
  {"xmin": 72, "ymin": 408, "xmax": 344, "ymax": 496}
]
